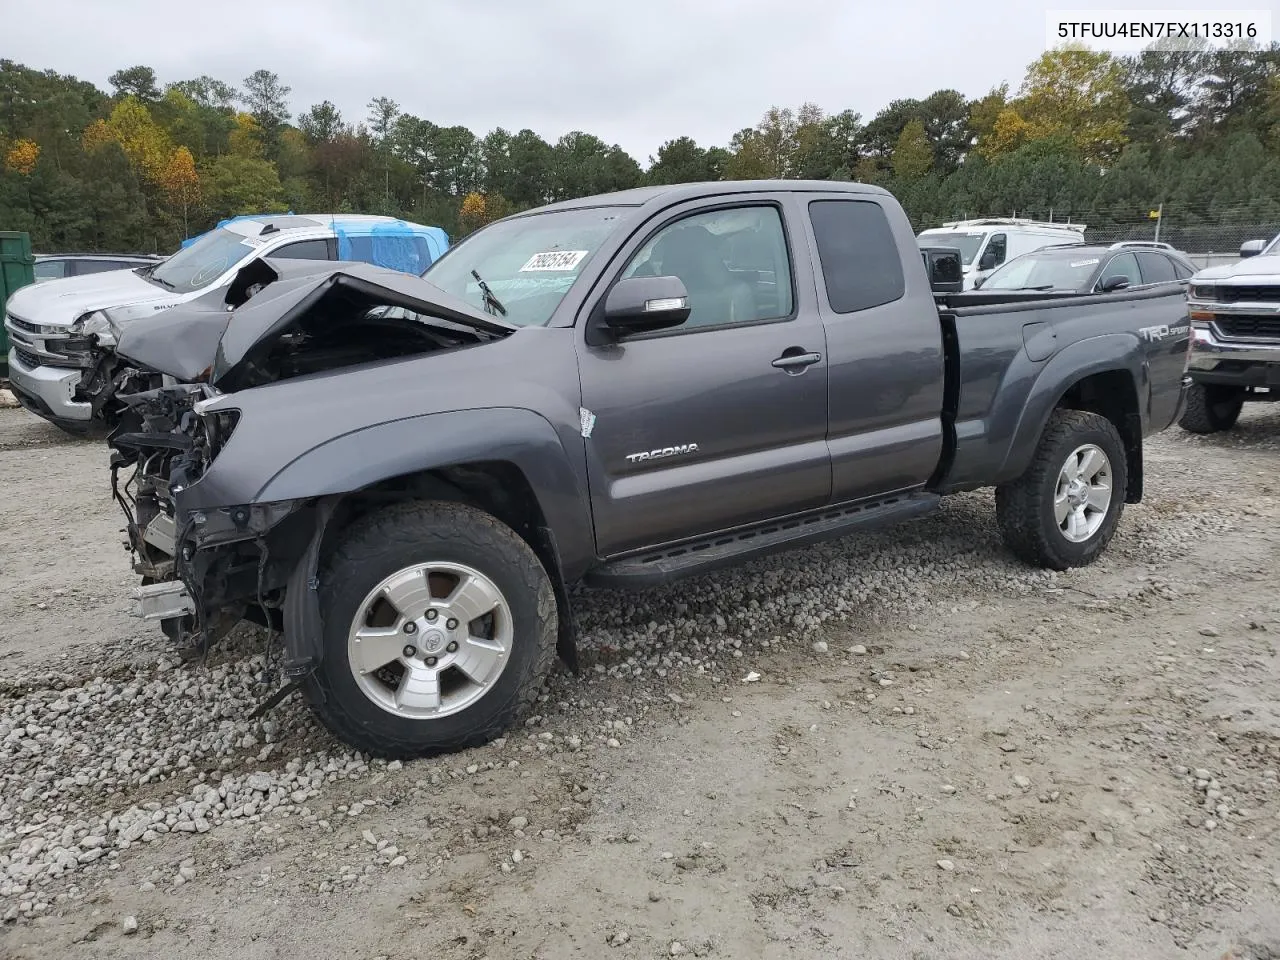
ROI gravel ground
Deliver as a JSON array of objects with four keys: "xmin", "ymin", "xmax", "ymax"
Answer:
[{"xmin": 1, "ymin": 402, "xmax": 1279, "ymax": 959}]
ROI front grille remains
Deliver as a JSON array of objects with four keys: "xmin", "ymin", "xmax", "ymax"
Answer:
[
  {"xmin": 6, "ymin": 314, "xmax": 40, "ymax": 335},
  {"xmin": 14, "ymin": 347, "xmax": 41, "ymax": 369},
  {"xmin": 1214, "ymin": 315, "xmax": 1280, "ymax": 340}
]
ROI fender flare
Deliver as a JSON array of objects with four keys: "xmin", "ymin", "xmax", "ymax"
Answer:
[
  {"xmin": 999, "ymin": 334, "xmax": 1148, "ymax": 483},
  {"xmin": 256, "ymin": 406, "xmax": 595, "ymax": 579}
]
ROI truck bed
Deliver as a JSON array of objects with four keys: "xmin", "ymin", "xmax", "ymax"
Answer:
[{"xmin": 936, "ymin": 284, "xmax": 1192, "ymax": 493}]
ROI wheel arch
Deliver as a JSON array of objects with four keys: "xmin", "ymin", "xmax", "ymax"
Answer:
[
  {"xmin": 271, "ymin": 409, "xmax": 592, "ymax": 679},
  {"xmin": 1001, "ymin": 337, "xmax": 1147, "ymax": 504}
]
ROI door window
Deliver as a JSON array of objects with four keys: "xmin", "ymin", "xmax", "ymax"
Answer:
[
  {"xmin": 273, "ymin": 239, "xmax": 332, "ymax": 260},
  {"xmin": 981, "ymin": 233, "xmax": 1007, "ymax": 269},
  {"xmin": 1098, "ymin": 252, "xmax": 1141, "ymax": 289},
  {"xmin": 620, "ymin": 206, "xmax": 793, "ymax": 329}
]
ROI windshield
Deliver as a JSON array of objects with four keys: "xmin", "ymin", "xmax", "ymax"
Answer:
[
  {"xmin": 917, "ymin": 232, "xmax": 985, "ymax": 264},
  {"xmin": 149, "ymin": 227, "xmax": 258, "ymax": 293},
  {"xmin": 983, "ymin": 251, "xmax": 1102, "ymax": 291},
  {"xmin": 422, "ymin": 207, "xmax": 627, "ymax": 326},
  {"xmin": 1264, "ymin": 232, "xmax": 1280, "ymax": 256}
]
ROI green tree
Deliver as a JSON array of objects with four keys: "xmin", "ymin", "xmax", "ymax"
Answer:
[
  {"xmin": 108, "ymin": 65, "xmax": 160, "ymax": 103},
  {"xmin": 203, "ymin": 154, "xmax": 285, "ymax": 215},
  {"xmin": 647, "ymin": 136, "xmax": 723, "ymax": 184},
  {"xmin": 299, "ymin": 101, "xmax": 344, "ymax": 143},
  {"xmin": 891, "ymin": 119, "xmax": 933, "ymax": 179},
  {"xmin": 367, "ymin": 96, "xmax": 401, "ymax": 208}
]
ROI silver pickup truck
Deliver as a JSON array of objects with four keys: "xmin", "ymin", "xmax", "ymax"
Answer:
[{"xmin": 1182, "ymin": 233, "xmax": 1280, "ymax": 433}]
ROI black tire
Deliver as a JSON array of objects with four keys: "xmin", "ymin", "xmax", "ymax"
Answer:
[
  {"xmin": 302, "ymin": 500, "xmax": 557, "ymax": 759},
  {"xmin": 1179, "ymin": 381, "xmax": 1243, "ymax": 434},
  {"xmin": 995, "ymin": 410, "xmax": 1128, "ymax": 571}
]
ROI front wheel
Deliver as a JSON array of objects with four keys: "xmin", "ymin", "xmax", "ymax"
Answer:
[
  {"xmin": 996, "ymin": 410, "xmax": 1128, "ymax": 571},
  {"xmin": 303, "ymin": 500, "xmax": 558, "ymax": 759},
  {"xmin": 1179, "ymin": 381, "xmax": 1243, "ymax": 434}
]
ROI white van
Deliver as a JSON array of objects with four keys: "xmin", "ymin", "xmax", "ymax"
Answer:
[{"xmin": 916, "ymin": 218, "xmax": 1086, "ymax": 290}]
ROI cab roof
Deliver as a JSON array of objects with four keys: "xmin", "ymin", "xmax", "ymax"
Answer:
[{"xmin": 521, "ymin": 180, "xmax": 893, "ymax": 216}]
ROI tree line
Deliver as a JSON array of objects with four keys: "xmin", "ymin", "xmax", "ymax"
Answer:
[{"xmin": 1, "ymin": 43, "xmax": 1278, "ymax": 255}]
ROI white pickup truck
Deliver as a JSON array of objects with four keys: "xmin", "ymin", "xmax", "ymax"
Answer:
[
  {"xmin": 5, "ymin": 214, "xmax": 448, "ymax": 434},
  {"xmin": 1182, "ymin": 233, "xmax": 1280, "ymax": 433}
]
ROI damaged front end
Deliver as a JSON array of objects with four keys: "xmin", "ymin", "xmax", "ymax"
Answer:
[
  {"xmin": 109, "ymin": 382, "xmax": 315, "ymax": 664},
  {"xmin": 106, "ymin": 257, "xmax": 515, "ymax": 682}
]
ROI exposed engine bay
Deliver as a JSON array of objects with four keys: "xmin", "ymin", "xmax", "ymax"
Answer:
[{"xmin": 106, "ymin": 259, "xmax": 514, "ymax": 667}]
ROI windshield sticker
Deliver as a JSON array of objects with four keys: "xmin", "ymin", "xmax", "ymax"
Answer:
[
  {"xmin": 519, "ymin": 250, "xmax": 588, "ymax": 272},
  {"xmin": 1070, "ymin": 258, "xmax": 1100, "ymax": 267}
]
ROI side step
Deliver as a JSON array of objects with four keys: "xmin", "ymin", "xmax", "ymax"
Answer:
[{"xmin": 585, "ymin": 491, "xmax": 940, "ymax": 589}]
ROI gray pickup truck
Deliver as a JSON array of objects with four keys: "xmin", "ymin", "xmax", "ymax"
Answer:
[{"xmin": 105, "ymin": 180, "xmax": 1190, "ymax": 758}]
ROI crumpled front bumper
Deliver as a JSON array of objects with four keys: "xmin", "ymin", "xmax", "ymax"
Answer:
[{"xmin": 7, "ymin": 349, "xmax": 93, "ymax": 425}]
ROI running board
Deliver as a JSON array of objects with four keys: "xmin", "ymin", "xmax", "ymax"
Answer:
[{"xmin": 585, "ymin": 492, "xmax": 940, "ymax": 589}]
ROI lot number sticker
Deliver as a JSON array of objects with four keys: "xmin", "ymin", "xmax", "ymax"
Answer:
[{"xmin": 519, "ymin": 250, "xmax": 588, "ymax": 272}]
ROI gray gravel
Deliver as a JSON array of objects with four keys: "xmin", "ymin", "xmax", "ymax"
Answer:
[{"xmin": 2, "ymin": 405, "xmax": 1279, "ymax": 948}]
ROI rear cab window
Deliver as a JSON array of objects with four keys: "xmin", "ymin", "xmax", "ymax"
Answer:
[{"xmin": 807, "ymin": 199, "xmax": 905, "ymax": 313}]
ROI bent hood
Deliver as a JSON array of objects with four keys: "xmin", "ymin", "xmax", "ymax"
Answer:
[
  {"xmin": 115, "ymin": 257, "xmax": 515, "ymax": 389},
  {"xmin": 6, "ymin": 267, "xmax": 175, "ymax": 327}
]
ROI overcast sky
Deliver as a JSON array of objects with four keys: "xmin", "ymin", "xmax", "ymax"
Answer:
[{"xmin": 5, "ymin": 0, "xmax": 1238, "ymax": 164}]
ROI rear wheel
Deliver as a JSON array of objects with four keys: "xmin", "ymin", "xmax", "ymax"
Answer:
[
  {"xmin": 996, "ymin": 410, "xmax": 1128, "ymax": 571},
  {"xmin": 303, "ymin": 500, "xmax": 557, "ymax": 759},
  {"xmin": 1179, "ymin": 381, "xmax": 1243, "ymax": 434}
]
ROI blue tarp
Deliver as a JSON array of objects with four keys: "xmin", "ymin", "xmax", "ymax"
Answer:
[{"xmin": 334, "ymin": 219, "xmax": 449, "ymax": 275}]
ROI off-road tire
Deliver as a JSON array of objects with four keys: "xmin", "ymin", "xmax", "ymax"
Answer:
[
  {"xmin": 302, "ymin": 500, "xmax": 558, "ymax": 759},
  {"xmin": 996, "ymin": 410, "xmax": 1128, "ymax": 571},
  {"xmin": 1179, "ymin": 381, "xmax": 1243, "ymax": 434}
]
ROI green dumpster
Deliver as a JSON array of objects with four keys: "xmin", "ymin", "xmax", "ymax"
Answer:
[{"xmin": 1, "ymin": 231, "xmax": 36, "ymax": 378}]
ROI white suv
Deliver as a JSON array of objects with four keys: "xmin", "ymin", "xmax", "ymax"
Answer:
[{"xmin": 6, "ymin": 214, "xmax": 448, "ymax": 432}]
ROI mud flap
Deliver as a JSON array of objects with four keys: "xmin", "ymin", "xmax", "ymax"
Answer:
[
  {"xmin": 535, "ymin": 525, "xmax": 580, "ymax": 675},
  {"xmin": 281, "ymin": 496, "xmax": 340, "ymax": 685}
]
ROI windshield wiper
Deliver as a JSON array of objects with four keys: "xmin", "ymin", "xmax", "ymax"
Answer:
[
  {"xmin": 1015, "ymin": 284, "xmax": 1056, "ymax": 291},
  {"xmin": 149, "ymin": 274, "xmax": 176, "ymax": 290},
  {"xmin": 471, "ymin": 270, "xmax": 507, "ymax": 318}
]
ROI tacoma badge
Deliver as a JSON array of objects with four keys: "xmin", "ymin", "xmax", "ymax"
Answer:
[{"xmin": 625, "ymin": 443, "xmax": 699, "ymax": 464}]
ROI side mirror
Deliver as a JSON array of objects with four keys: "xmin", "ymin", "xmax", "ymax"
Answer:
[
  {"xmin": 972, "ymin": 275, "xmax": 985, "ymax": 290},
  {"xmin": 978, "ymin": 248, "xmax": 999, "ymax": 271},
  {"xmin": 603, "ymin": 276, "xmax": 691, "ymax": 334},
  {"xmin": 919, "ymin": 246, "xmax": 963, "ymax": 294},
  {"xmin": 1240, "ymin": 239, "xmax": 1267, "ymax": 259},
  {"xmin": 1099, "ymin": 274, "xmax": 1130, "ymax": 292}
]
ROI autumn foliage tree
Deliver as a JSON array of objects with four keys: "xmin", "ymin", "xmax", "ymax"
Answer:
[
  {"xmin": 159, "ymin": 145, "xmax": 200, "ymax": 233},
  {"xmin": 986, "ymin": 48, "xmax": 1130, "ymax": 163},
  {"xmin": 4, "ymin": 138, "xmax": 40, "ymax": 175},
  {"xmin": 3, "ymin": 48, "xmax": 1280, "ymax": 255}
]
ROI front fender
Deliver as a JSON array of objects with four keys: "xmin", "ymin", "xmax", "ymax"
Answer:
[
  {"xmin": 999, "ymin": 334, "xmax": 1147, "ymax": 482},
  {"xmin": 254, "ymin": 407, "xmax": 596, "ymax": 580}
]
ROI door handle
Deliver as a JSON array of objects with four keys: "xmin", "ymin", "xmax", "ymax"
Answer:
[{"xmin": 772, "ymin": 349, "xmax": 822, "ymax": 371}]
